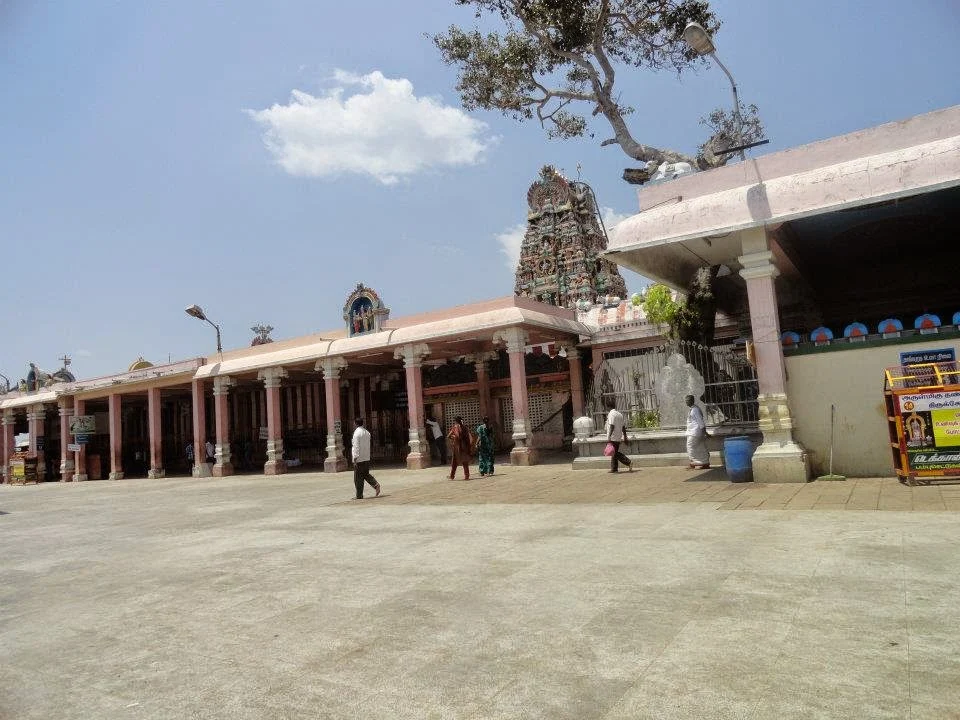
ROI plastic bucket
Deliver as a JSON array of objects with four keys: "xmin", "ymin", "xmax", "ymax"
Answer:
[{"xmin": 724, "ymin": 436, "xmax": 754, "ymax": 483}]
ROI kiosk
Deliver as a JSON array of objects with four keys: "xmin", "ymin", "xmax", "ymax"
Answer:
[{"xmin": 884, "ymin": 361, "xmax": 960, "ymax": 485}]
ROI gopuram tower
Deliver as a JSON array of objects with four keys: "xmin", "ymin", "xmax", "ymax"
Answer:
[{"xmin": 514, "ymin": 166, "xmax": 627, "ymax": 308}]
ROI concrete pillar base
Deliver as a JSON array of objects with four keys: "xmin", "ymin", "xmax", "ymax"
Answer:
[
  {"xmin": 60, "ymin": 473, "xmax": 75, "ymax": 483},
  {"xmin": 324, "ymin": 456, "xmax": 348, "ymax": 473},
  {"xmin": 406, "ymin": 451, "xmax": 431, "ymax": 470},
  {"xmin": 510, "ymin": 446, "xmax": 539, "ymax": 466},
  {"xmin": 192, "ymin": 463, "xmax": 212, "ymax": 478},
  {"xmin": 264, "ymin": 459, "xmax": 287, "ymax": 476},
  {"xmin": 147, "ymin": 468, "xmax": 166, "ymax": 479},
  {"xmin": 108, "ymin": 471, "xmax": 124, "ymax": 481},
  {"xmin": 74, "ymin": 473, "xmax": 88, "ymax": 482},
  {"xmin": 211, "ymin": 462, "xmax": 234, "ymax": 477},
  {"xmin": 752, "ymin": 443, "xmax": 811, "ymax": 483}
]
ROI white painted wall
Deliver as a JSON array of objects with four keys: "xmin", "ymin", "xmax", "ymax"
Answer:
[{"xmin": 785, "ymin": 338, "xmax": 960, "ymax": 477}]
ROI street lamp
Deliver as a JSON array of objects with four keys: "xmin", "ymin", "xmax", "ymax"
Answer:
[
  {"xmin": 683, "ymin": 20, "xmax": 745, "ymax": 160},
  {"xmin": 185, "ymin": 304, "xmax": 223, "ymax": 361}
]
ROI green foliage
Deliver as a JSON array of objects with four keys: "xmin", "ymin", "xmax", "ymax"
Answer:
[
  {"xmin": 641, "ymin": 284, "xmax": 679, "ymax": 334},
  {"xmin": 433, "ymin": 1, "xmax": 750, "ymax": 168},
  {"xmin": 641, "ymin": 268, "xmax": 717, "ymax": 345},
  {"xmin": 630, "ymin": 409, "xmax": 660, "ymax": 429}
]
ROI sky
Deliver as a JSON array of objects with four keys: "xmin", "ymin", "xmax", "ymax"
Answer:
[{"xmin": 2, "ymin": 0, "xmax": 958, "ymax": 382}]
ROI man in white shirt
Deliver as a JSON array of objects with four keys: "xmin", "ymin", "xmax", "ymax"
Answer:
[
  {"xmin": 205, "ymin": 440, "xmax": 215, "ymax": 466},
  {"xmin": 685, "ymin": 395, "xmax": 710, "ymax": 469},
  {"xmin": 605, "ymin": 399, "xmax": 632, "ymax": 473},
  {"xmin": 351, "ymin": 417, "xmax": 381, "ymax": 499},
  {"xmin": 425, "ymin": 415, "xmax": 447, "ymax": 464}
]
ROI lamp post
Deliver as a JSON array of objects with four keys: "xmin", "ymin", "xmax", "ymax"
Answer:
[
  {"xmin": 185, "ymin": 304, "xmax": 223, "ymax": 362},
  {"xmin": 683, "ymin": 20, "xmax": 745, "ymax": 161}
]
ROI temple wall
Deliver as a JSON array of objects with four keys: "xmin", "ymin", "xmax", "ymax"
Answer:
[{"xmin": 785, "ymin": 338, "xmax": 960, "ymax": 477}]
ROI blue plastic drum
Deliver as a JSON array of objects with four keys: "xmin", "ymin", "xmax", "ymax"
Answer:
[{"xmin": 724, "ymin": 436, "xmax": 755, "ymax": 483}]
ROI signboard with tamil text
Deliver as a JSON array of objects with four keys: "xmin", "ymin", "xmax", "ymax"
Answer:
[{"xmin": 900, "ymin": 348, "xmax": 956, "ymax": 366}]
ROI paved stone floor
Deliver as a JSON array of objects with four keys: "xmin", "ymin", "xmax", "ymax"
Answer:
[{"xmin": 2, "ymin": 459, "xmax": 959, "ymax": 719}]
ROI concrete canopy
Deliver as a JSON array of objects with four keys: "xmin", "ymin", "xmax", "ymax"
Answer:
[
  {"xmin": 605, "ymin": 106, "xmax": 960, "ymax": 322},
  {"xmin": 194, "ymin": 296, "xmax": 590, "ymax": 380}
]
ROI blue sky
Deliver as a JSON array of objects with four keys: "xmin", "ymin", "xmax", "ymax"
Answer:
[{"xmin": 2, "ymin": 0, "xmax": 958, "ymax": 382}]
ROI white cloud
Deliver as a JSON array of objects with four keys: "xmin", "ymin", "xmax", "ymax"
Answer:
[
  {"xmin": 600, "ymin": 207, "xmax": 630, "ymax": 232},
  {"xmin": 494, "ymin": 206, "xmax": 632, "ymax": 273},
  {"xmin": 496, "ymin": 223, "xmax": 527, "ymax": 272},
  {"xmin": 247, "ymin": 70, "xmax": 493, "ymax": 184}
]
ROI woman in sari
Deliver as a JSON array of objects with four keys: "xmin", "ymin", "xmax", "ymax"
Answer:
[
  {"xmin": 476, "ymin": 416, "xmax": 495, "ymax": 476},
  {"xmin": 447, "ymin": 416, "xmax": 473, "ymax": 480}
]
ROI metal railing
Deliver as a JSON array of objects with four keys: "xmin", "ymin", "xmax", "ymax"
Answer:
[{"xmin": 586, "ymin": 341, "xmax": 759, "ymax": 431}]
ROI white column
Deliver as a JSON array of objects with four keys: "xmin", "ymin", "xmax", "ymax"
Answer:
[{"xmin": 738, "ymin": 226, "xmax": 810, "ymax": 483}]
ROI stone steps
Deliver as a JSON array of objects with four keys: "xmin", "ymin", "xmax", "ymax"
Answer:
[{"xmin": 572, "ymin": 451, "xmax": 725, "ymax": 470}]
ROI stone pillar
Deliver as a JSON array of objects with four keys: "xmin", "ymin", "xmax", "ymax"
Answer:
[
  {"xmin": 107, "ymin": 393, "xmax": 123, "ymax": 480},
  {"xmin": 73, "ymin": 399, "xmax": 88, "ymax": 481},
  {"xmin": 58, "ymin": 398, "xmax": 75, "ymax": 482},
  {"xmin": 146, "ymin": 387, "xmax": 165, "ymax": 479},
  {"xmin": 472, "ymin": 351, "xmax": 497, "ymax": 424},
  {"xmin": 495, "ymin": 328, "xmax": 538, "ymax": 466},
  {"xmin": 739, "ymin": 227, "xmax": 810, "ymax": 483},
  {"xmin": 191, "ymin": 379, "xmax": 211, "ymax": 478},
  {"xmin": 2, "ymin": 410, "xmax": 15, "ymax": 483},
  {"xmin": 258, "ymin": 367, "xmax": 288, "ymax": 475},
  {"xmin": 317, "ymin": 357, "xmax": 348, "ymax": 473},
  {"xmin": 566, "ymin": 346, "xmax": 586, "ymax": 419},
  {"xmin": 394, "ymin": 343, "xmax": 431, "ymax": 469},
  {"xmin": 212, "ymin": 376, "xmax": 235, "ymax": 477},
  {"xmin": 27, "ymin": 404, "xmax": 46, "ymax": 480}
]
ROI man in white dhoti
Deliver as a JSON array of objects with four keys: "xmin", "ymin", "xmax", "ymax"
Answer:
[{"xmin": 685, "ymin": 394, "xmax": 710, "ymax": 469}]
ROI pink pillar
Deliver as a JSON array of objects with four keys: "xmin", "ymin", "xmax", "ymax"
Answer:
[
  {"xmin": 73, "ymin": 399, "xmax": 88, "ymax": 481},
  {"xmin": 191, "ymin": 379, "xmax": 210, "ymax": 478},
  {"xmin": 319, "ymin": 358, "xmax": 347, "ymax": 472},
  {"xmin": 475, "ymin": 356, "xmax": 493, "ymax": 423},
  {"xmin": 259, "ymin": 367, "xmax": 288, "ymax": 475},
  {"xmin": 566, "ymin": 347, "xmax": 586, "ymax": 419},
  {"xmin": 2, "ymin": 410, "xmax": 15, "ymax": 483},
  {"xmin": 58, "ymin": 399, "xmax": 75, "ymax": 482},
  {"xmin": 212, "ymin": 376, "xmax": 234, "ymax": 477},
  {"xmin": 497, "ymin": 328, "xmax": 537, "ymax": 465},
  {"xmin": 108, "ymin": 393, "xmax": 123, "ymax": 480},
  {"xmin": 739, "ymin": 232, "xmax": 809, "ymax": 483},
  {"xmin": 27, "ymin": 404, "xmax": 46, "ymax": 480},
  {"xmin": 395, "ymin": 344, "xmax": 431, "ymax": 470},
  {"xmin": 146, "ymin": 387, "xmax": 165, "ymax": 479}
]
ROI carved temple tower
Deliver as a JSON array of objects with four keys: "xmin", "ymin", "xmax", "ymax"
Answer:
[{"xmin": 514, "ymin": 166, "xmax": 627, "ymax": 308}]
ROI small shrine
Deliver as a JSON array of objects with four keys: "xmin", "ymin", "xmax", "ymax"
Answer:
[
  {"xmin": 251, "ymin": 324, "xmax": 275, "ymax": 346},
  {"xmin": 514, "ymin": 165, "xmax": 627, "ymax": 309},
  {"xmin": 343, "ymin": 283, "xmax": 390, "ymax": 336}
]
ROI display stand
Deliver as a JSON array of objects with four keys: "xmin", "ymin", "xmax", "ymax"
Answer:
[
  {"xmin": 8, "ymin": 452, "xmax": 39, "ymax": 485},
  {"xmin": 884, "ymin": 362, "xmax": 960, "ymax": 485}
]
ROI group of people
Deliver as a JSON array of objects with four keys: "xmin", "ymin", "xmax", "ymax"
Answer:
[
  {"xmin": 604, "ymin": 394, "xmax": 710, "ymax": 473},
  {"xmin": 351, "ymin": 414, "xmax": 497, "ymax": 498},
  {"xmin": 439, "ymin": 415, "xmax": 496, "ymax": 481}
]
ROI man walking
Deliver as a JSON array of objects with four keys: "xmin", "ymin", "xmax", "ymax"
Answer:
[
  {"xmin": 351, "ymin": 417, "xmax": 381, "ymax": 499},
  {"xmin": 685, "ymin": 395, "xmax": 710, "ymax": 469},
  {"xmin": 605, "ymin": 399, "xmax": 632, "ymax": 473},
  {"xmin": 425, "ymin": 415, "xmax": 446, "ymax": 464}
]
